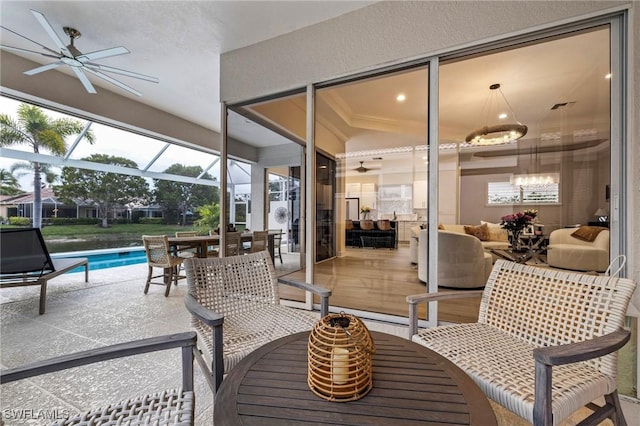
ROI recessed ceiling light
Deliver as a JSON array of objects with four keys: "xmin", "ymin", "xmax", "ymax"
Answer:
[
  {"xmin": 498, "ymin": 113, "xmax": 508, "ymax": 119},
  {"xmin": 396, "ymin": 94, "xmax": 406, "ymax": 102},
  {"xmin": 605, "ymin": 73, "xmax": 612, "ymax": 79}
]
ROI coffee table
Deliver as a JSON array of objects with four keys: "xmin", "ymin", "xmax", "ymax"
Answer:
[{"xmin": 214, "ymin": 330, "xmax": 497, "ymax": 425}]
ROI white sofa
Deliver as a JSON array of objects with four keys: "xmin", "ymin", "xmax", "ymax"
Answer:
[
  {"xmin": 438, "ymin": 223, "xmax": 509, "ymax": 251},
  {"xmin": 418, "ymin": 229, "xmax": 493, "ymax": 288},
  {"xmin": 547, "ymin": 227, "xmax": 610, "ymax": 272}
]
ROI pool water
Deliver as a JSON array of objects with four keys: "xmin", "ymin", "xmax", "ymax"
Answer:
[{"xmin": 51, "ymin": 247, "xmax": 147, "ymax": 272}]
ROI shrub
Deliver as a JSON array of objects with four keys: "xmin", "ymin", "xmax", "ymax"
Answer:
[{"xmin": 8, "ymin": 216, "xmax": 31, "ymax": 226}]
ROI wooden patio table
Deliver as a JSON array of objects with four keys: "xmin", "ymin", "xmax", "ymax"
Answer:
[
  {"xmin": 168, "ymin": 230, "xmax": 281, "ymax": 261},
  {"xmin": 214, "ymin": 330, "xmax": 497, "ymax": 425}
]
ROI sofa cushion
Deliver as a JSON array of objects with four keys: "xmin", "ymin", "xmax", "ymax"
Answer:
[
  {"xmin": 481, "ymin": 221, "xmax": 509, "ymax": 242},
  {"xmin": 464, "ymin": 224, "xmax": 489, "ymax": 241}
]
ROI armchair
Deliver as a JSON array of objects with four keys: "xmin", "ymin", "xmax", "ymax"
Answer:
[
  {"xmin": 418, "ymin": 229, "xmax": 492, "ymax": 288},
  {"xmin": 547, "ymin": 227, "xmax": 610, "ymax": 272},
  {"xmin": 184, "ymin": 251, "xmax": 331, "ymax": 392},
  {"xmin": 1, "ymin": 332, "xmax": 197, "ymax": 425},
  {"xmin": 407, "ymin": 259, "xmax": 636, "ymax": 426}
]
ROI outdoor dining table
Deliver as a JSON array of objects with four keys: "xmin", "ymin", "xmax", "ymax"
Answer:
[{"xmin": 168, "ymin": 230, "xmax": 281, "ymax": 262}]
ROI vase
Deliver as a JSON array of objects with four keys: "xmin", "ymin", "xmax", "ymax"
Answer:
[{"xmin": 508, "ymin": 229, "xmax": 522, "ymax": 251}]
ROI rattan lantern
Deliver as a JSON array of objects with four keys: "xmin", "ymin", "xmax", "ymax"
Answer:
[{"xmin": 307, "ymin": 312, "xmax": 375, "ymax": 402}]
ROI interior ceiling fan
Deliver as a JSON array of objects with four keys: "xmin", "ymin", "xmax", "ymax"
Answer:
[
  {"xmin": 0, "ymin": 9, "xmax": 158, "ymax": 96},
  {"xmin": 354, "ymin": 161, "xmax": 379, "ymax": 173}
]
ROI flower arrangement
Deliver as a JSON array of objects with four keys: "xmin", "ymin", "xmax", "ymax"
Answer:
[
  {"xmin": 360, "ymin": 206, "xmax": 371, "ymax": 219},
  {"xmin": 500, "ymin": 209, "xmax": 537, "ymax": 232}
]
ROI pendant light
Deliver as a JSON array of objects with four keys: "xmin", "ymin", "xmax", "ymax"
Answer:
[{"xmin": 465, "ymin": 83, "xmax": 528, "ymax": 146}]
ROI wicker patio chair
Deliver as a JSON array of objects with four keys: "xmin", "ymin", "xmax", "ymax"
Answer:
[
  {"xmin": 223, "ymin": 231, "xmax": 242, "ymax": 257},
  {"xmin": 407, "ymin": 259, "xmax": 636, "ymax": 426},
  {"xmin": 1, "ymin": 332, "xmax": 197, "ymax": 425},
  {"xmin": 174, "ymin": 231, "xmax": 198, "ymax": 258},
  {"xmin": 183, "ymin": 251, "xmax": 331, "ymax": 392},
  {"xmin": 142, "ymin": 235, "xmax": 184, "ymax": 297},
  {"xmin": 268, "ymin": 229, "xmax": 284, "ymax": 264},
  {"xmin": 246, "ymin": 230, "xmax": 268, "ymax": 253}
]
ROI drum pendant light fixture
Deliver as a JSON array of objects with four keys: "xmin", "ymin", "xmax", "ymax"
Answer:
[{"xmin": 465, "ymin": 83, "xmax": 528, "ymax": 146}]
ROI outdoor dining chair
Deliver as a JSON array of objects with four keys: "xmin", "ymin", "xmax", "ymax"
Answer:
[
  {"xmin": 268, "ymin": 229, "xmax": 284, "ymax": 264},
  {"xmin": 245, "ymin": 230, "xmax": 268, "ymax": 254},
  {"xmin": 1, "ymin": 332, "xmax": 197, "ymax": 425},
  {"xmin": 142, "ymin": 235, "xmax": 184, "ymax": 297},
  {"xmin": 223, "ymin": 231, "xmax": 242, "ymax": 256},
  {"xmin": 183, "ymin": 251, "xmax": 331, "ymax": 392}
]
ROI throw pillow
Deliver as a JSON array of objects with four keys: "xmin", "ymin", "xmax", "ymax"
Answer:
[
  {"xmin": 438, "ymin": 223, "xmax": 445, "ymax": 230},
  {"xmin": 464, "ymin": 223, "xmax": 489, "ymax": 241},
  {"xmin": 481, "ymin": 220, "xmax": 509, "ymax": 242},
  {"xmin": 571, "ymin": 226, "xmax": 607, "ymax": 242}
]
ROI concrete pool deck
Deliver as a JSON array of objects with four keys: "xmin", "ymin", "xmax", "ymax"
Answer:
[{"xmin": 1, "ymin": 262, "xmax": 638, "ymax": 425}]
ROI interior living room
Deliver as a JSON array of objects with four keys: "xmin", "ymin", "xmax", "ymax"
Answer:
[{"xmin": 1, "ymin": 1, "xmax": 638, "ymax": 423}]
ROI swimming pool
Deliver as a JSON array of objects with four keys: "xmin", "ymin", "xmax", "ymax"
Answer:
[{"xmin": 50, "ymin": 247, "xmax": 147, "ymax": 272}]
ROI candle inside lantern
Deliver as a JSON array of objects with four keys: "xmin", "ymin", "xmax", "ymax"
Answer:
[{"xmin": 331, "ymin": 347, "xmax": 350, "ymax": 384}]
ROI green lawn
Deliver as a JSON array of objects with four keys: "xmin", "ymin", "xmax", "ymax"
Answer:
[
  {"xmin": 1, "ymin": 223, "xmax": 202, "ymax": 252},
  {"xmin": 38, "ymin": 223, "xmax": 196, "ymax": 238}
]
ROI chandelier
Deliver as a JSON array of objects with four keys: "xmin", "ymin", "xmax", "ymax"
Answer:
[{"xmin": 465, "ymin": 83, "xmax": 528, "ymax": 146}]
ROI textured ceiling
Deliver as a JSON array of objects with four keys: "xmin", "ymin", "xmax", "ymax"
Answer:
[{"xmin": 0, "ymin": 0, "xmax": 376, "ymax": 133}]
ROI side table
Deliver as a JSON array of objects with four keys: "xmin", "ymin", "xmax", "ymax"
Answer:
[{"xmin": 214, "ymin": 330, "xmax": 497, "ymax": 425}]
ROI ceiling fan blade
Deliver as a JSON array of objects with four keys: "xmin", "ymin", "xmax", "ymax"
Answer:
[
  {"xmin": 84, "ymin": 62, "xmax": 159, "ymax": 83},
  {"xmin": 23, "ymin": 61, "xmax": 64, "ymax": 75},
  {"xmin": 0, "ymin": 44, "xmax": 60, "ymax": 59},
  {"xmin": 83, "ymin": 67, "xmax": 142, "ymax": 96},
  {"xmin": 30, "ymin": 9, "xmax": 70, "ymax": 56},
  {"xmin": 0, "ymin": 25, "xmax": 60, "ymax": 56},
  {"xmin": 71, "ymin": 67, "xmax": 97, "ymax": 94},
  {"xmin": 77, "ymin": 46, "xmax": 129, "ymax": 62}
]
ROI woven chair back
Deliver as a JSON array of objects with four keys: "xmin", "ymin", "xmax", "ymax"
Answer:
[
  {"xmin": 142, "ymin": 235, "xmax": 173, "ymax": 267},
  {"xmin": 185, "ymin": 251, "xmax": 278, "ymax": 316},
  {"xmin": 175, "ymin": 231, "xmax": 197, "ymax": 237},
  {"xmin": 224, "ymin": 232, "xmax": 242, "ymax": 256},
  {"xmin": 479, "ymin": 259, "xmax": 636, "ymax": 378},
  {"xmin": 249, "ymin": 230, "xmax": 269, "ymax": 253}
]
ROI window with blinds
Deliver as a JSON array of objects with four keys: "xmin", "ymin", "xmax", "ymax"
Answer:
[{"xmin": 488, "ymin": 181, "xmax": 559, "ymax": 204}]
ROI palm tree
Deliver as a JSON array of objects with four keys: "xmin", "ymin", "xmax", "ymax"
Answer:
[
  {"xmin": 0, "ymin": 104, "xmax": 94, "ymax": 227},
  {"xmin": 0, "ymin": 168, "xmax": 22, "ymax": 195},
  {"xmin": 11, "ymin": 162, "xmax": 60, "ymax": 188}
]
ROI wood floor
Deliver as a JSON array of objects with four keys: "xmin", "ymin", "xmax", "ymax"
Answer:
[{"xmin": 277, "ymin": 245, "xmax": 482, "ymax": 324}]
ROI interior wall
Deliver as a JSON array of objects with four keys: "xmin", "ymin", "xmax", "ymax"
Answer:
[{"xmin": 220, "ymin": 1, "xmax": 630, "ymax": 102}]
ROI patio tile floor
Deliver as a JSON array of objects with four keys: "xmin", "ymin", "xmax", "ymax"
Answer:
[{"xmin": 1, "ymin": 263, "xmax": 638, "ymax": 425}]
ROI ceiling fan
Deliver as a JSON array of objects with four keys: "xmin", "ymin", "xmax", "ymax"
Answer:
[
  {"xmin": 0, "ymin": 9, "xmax": 158, "ymax": 96},
  {"xmin": 354, "ymin": 161, "xmax": 379, "ymax": 173}
]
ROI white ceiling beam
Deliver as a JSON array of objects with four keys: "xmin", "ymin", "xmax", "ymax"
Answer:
[{"xmin": 0, "ymin": 148, "xmax": 219, "ymax": 187}]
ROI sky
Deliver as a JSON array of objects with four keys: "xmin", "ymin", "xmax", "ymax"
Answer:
[{"xmin": 0, "ymin": 96, "xmax": 225, "ymax": 192}]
